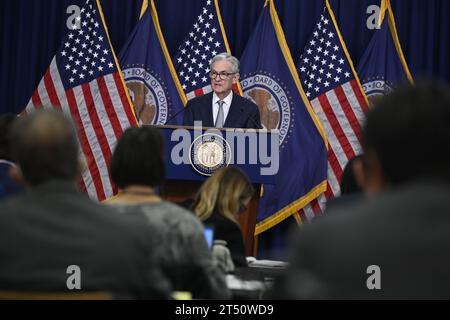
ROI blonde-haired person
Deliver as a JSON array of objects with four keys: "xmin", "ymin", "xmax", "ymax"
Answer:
[{"xmin": 193, "ymin": 167, "xmax": 254, "ymax": 267}]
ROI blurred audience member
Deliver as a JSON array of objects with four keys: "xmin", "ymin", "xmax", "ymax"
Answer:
[
  {"xmin": 105, "ymin": 126, "xmax": 229, "ymax": 299},
  {"xmin": 272, "ymin": 82, "xmax": 450, "ymax": 299},
  {"xmin": 0, "ymin": 113, "xmax": 24, "ymax": 200},
  {"xmin": 0, "ymin": 110, "xmax": 168, "ymax": 298},
  {"xmin": 340, "ymin": 155, "xmax": 364, "ymax": 195},
  {"xmin": 193, "ymin": 167, "xmax": 254, "ymax": 268}
]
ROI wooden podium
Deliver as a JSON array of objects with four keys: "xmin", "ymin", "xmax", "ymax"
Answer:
[{"xmin": 153, "ymin": 125, "xmax": 278, "ymax": 256}]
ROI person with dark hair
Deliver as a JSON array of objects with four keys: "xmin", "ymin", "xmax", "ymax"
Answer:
[
  {"xmin": 192, "ymin": 167, "xmax": 255, "ymax": 267},
  {"xmin": 273, "ymin": 82, "xmax": 450, "ymax": 299},
  {"xmin": 0, "ymin": 110, "xmax": 169, "ymax": 298},
  {"xmin": 0, "ymin": 113, "xmax": 24, "ymax": 200},
  {"xmin": 9, "ymin": 111, "xmax": 80, "ymax": 185},
  {"xmin": 339, "ymin": 155, "xmax": 364, "ymax": 196},
  {"xmin": 109, "ymin": 126, "xmax": 165, "ymax": 191},
  {"xmin": 105, "ymin": 126, "xmax": 229, "ymax": 299}
]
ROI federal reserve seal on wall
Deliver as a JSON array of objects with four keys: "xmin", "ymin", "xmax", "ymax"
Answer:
[
  {"xmin": 241, "ymin": 71, "xmax": 295, "ymax": 147},
  {"xmin": 362, "ymin": 77, "xmax": 394, "ymax": 106},
  {"xmin": 122, "ymin": 66, "xmax": 169, "ymax": 125},
  {"xmin": 189, "ymin": 134, "xmax": 231, "ymax": 176}
]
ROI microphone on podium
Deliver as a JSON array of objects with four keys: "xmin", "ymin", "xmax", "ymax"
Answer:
[
  {"xmin": 163, "ymin": 100, "xmax": 262, "ymax": 129},
  {"xmin": 164, "ymin": 104, "xmax": 190, "ymax": 126},
  {"xmin": 239, "ymin": 107, "xmax": 262, "ymax": 129}
]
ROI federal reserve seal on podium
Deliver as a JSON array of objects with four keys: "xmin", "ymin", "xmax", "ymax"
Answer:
[{"xmin": 189, "ymin": 133, "xmax": 231, "ymax": 176}]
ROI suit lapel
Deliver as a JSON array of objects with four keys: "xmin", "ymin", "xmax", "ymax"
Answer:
[
  {"xmin": 224, "ymin": 95, "xmax": 241, "ymax": 128},
  {"xmin": 203, "ymin": 93, "xmax": 214, "ymax": 127}
]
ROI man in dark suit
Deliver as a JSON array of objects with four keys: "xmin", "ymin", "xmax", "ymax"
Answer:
[
  {"xmin": 0, "ymin": 110, "xmax": 169, "ymax": 298},
  {"xmin": 271, "ymin": 82, "xmax": 450, "ymax": 299},
  {"xmin": 183, "ymin": 53, "xmax": 261, "ymax": 129}
]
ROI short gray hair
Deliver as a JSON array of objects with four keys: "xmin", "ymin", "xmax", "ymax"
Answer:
[{"xmin": 210, "ymin": 53, "xmax": 240, "ymax": 74}]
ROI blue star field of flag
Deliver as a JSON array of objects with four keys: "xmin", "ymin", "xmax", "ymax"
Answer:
[
  {"xmin": 56, "ymin": 0, "xmax": 115, "ymax": 90},
  {"xmin": 174, "ymin": 0, "xmax": 228, "ymax": 94},
  {"xmin": 298, "ymin": 11, "xmax": 353, "ymax": 100}
]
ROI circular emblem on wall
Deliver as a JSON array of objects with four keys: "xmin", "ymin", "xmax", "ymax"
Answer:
[
  {"xmin": 189, "ymin": 134, "xmax": 231, "ymax": 176},
  {"xmin": 241, "ymin": 72, "xmax": 294, "ymax": 147},
  {"xmin": 362, "ymin": 78, "xmax": 394, "ymax": 107},
  {"xmin": 122, "ymin": 66, "xmax": 169, "ymax": 125}
]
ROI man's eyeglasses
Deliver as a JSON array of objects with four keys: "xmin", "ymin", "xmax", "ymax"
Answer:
[{"xmin": 209, "ymin": 71, "xmax": 237, "ymax": 80}]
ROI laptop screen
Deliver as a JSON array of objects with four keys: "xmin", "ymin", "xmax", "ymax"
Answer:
[{"xmin": 204, "ymin": 224, "xmax": 214, "ymax": 249}]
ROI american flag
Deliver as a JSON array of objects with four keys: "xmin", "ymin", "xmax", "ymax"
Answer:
[
  {"xmin": 174, "ymin": 0, "xmax": 240, "ymax": 100},
  {"xmin": 25, "ymin": 0, "xmax": 137, "ymax": 201},
  {"xmin": 297, "ymin": 2, "xmax": 369, "ymax": 221}
]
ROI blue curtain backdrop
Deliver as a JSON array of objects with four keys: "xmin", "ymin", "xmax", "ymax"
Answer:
[{"xmin": 0, "ymin": 0, "xmax": 449, "ymax": 114}]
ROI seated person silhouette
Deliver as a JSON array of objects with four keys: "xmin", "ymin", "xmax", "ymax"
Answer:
[
  {"xmin": 105, "ymin": 126, "xmax": 229, "ymax": 299},
  {"xmin": 272, "ymin": 82, "xmax": 450, "ymax": 299},
  {"xmin": 0, "ymin": 110, "xmax": 168, "ymax": 299}
]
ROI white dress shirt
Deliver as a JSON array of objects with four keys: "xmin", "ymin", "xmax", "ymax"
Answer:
[{"xmin": 212, "ymin": 91, "xmax": 233, "ymax": 125}]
